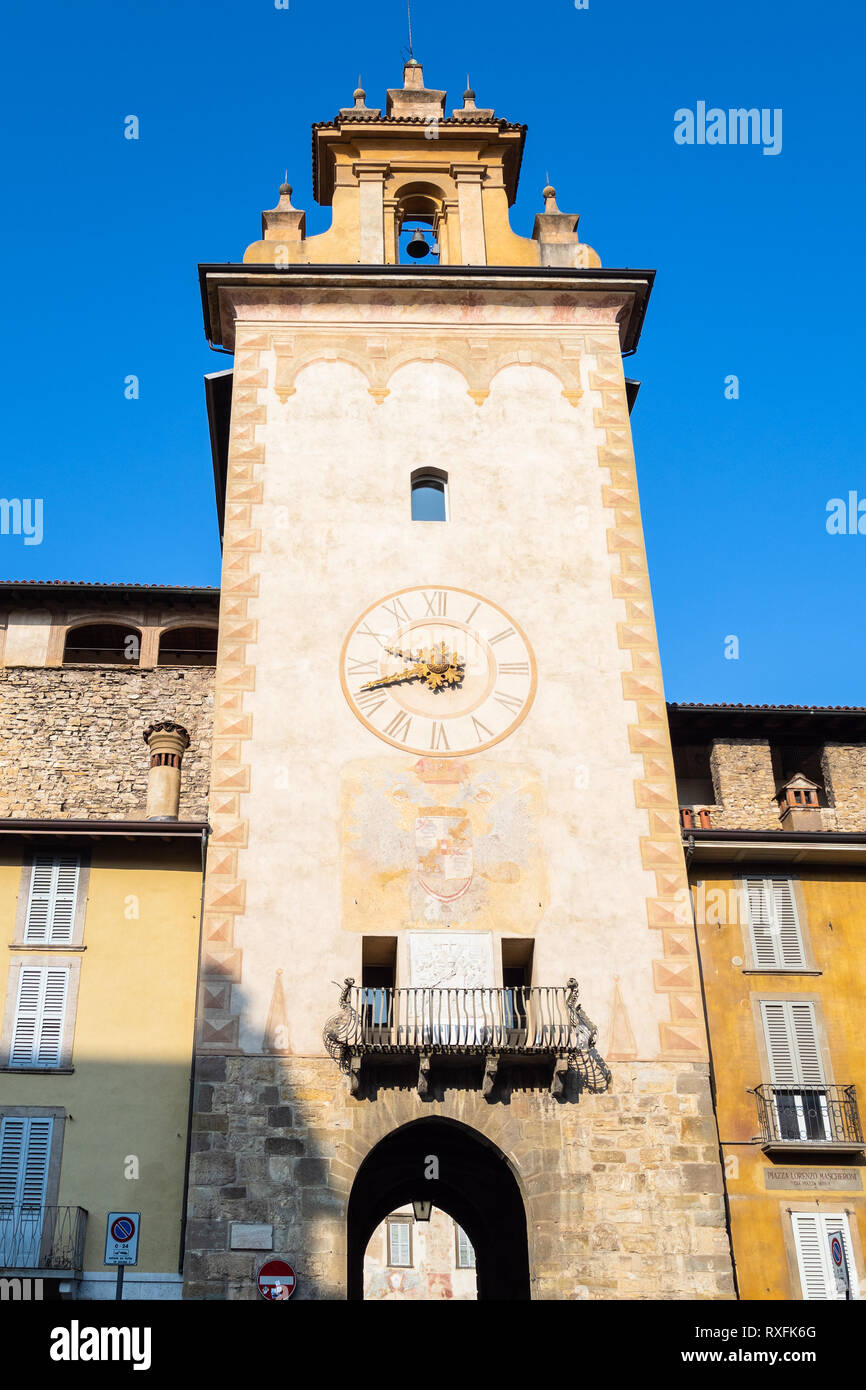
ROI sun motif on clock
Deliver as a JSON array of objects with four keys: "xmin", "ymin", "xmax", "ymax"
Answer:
[{"xmin": 340, "ymin": 586, "xmax": 537, "ymax": 756}]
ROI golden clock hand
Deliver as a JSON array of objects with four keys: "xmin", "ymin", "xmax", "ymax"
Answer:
[{"xmin": 360, "ymin": 664, "xmax": 425, "ymax": 691}]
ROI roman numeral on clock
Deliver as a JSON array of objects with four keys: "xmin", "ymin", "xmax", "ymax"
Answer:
[
  {"xmin": 498, "ymin": 662, "xmax": 530, "ymax": 676},
  {"xmin": 488, "ymin": 627, "xmax": 515, "ymax": 646},
  {"xmin": 430, "ymin": 722, "xmax": 450, "ymax": 751},
  {"xmin": 472, "ymin": 716, "xmax": 493, "ymax": 742},
  {"xmin": 357, "ymin": 622, "xmax": 386, "ymax": 646},
  {"xmin": 494, "ymin": 690, "xmax": 523, "ymax": 714},
  {"xmin": 356, "ymin": 689, "xmax": 387, "ymax": 715},
  {"xmin": 383, "ymin": 710, "xmax": 413, "ymax": 743},
  {"xmin": 423, "ymin": 591, "xmax": 447, "ymax": 617},
  {"xmin": 347, "ymin": 657, "xmax": 379, "ymax": 677},
  {"xmin": 382, "ymin": 597, "xmax": 411, "ymax": 625}
]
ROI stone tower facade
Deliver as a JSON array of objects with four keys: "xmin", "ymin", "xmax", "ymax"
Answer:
[{"xmin": 184, "ymin": 64, "xmax": 735, "ymax": 1301}]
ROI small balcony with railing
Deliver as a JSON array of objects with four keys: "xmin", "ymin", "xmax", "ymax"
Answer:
[
  {"xmin": 324, "ymin": 978, "xmax": 611, "ymax": 1100},
  {"xmin": 751, "ymin": 1085, "xmax": 865, "ymax": 1154},
  {"xmin": 0, "ymin": 1205, "xmax": 87, "ymax": 1276}
]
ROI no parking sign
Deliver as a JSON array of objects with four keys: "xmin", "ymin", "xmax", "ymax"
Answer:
[
  {"xmin": 828, "ymin": 1229, "xmax": 850, "ymax": 1298},
  {"xmin": 105, "ymin": 1212, "xmax": 140, "ymax": 1266}
]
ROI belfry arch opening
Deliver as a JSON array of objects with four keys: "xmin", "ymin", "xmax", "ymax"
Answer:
[
  {"xmin": 347, "ymin": 1118, "xmax": 531, "ymax": 1301},
  {"xmin": 394, "ymin": 185, "xmax": 445, "ymax": 265}
]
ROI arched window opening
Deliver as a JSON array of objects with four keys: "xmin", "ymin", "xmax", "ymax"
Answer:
[
  {"xmin": 399, "ymin": 219, "xmax": 440, "ymax": 265},
  {"xmin": 411, "ymin": 468, "xmax": 448, "ymax": 522},
  {"xmin": 395, "ymin": 188, "xmax": 444, "ymax": 266},
  {"xmin": 63, "ymin": 624, "xmax": 141, "ymax": 665},
  {"xmin": 158, "ymin": 627, "xmax": 218, "ymax": 667}
]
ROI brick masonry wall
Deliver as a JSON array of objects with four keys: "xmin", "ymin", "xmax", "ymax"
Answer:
[
  {"xmin": 183, "ymin": 1057, "xmax": 734, "ymax": 1301},
  {"xmin": 0, "ymin": 666, "xmax": 214, "ymax": 819}
]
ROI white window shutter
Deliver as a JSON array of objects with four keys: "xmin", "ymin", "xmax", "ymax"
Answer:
[
  {"xmin": 792, "ymin": 1214, "xmax": 832, "ymax": 1299},
  {"xmin": 24, "ymin": 855, "xmax": 80, "ymax": 945},
  {"xmin": 770, "ymin": 879, "xmax": 805, "ymax": 968},
  {"xmin": 789, "ymin": 1002, "xmax": 825, "ymax": 1085},
  {"xmin": 745, "ymin": 877, "xmax": 779, "ymax": 968},
  {"xmin": 10, "ymin": 967, "xmax": 69, "ymax": 1068},
  {"xmin": 744, "ymin": 877, "xmax": 805, "ymax": 969},
  {"xmin": 761, "ymin": 1000, "xmax": 798, "ymax": 1085},
  {"xmin": 456, "ymin": 1225, "xmax": 475, "ymax": 1268},
  {"xmin": 388, "ymin": 1222, "xmax": 411, "ymax": 1266},
  {"xmin": 792, "ymin": 1213, "xmax": 859, "ymax": 1300},
  {"xmin": 761, "ymin": 1000, "xmax": 825, "ymax": 1086}
]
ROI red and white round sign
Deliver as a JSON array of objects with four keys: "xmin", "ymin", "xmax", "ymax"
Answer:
[{"xmin": 257, "ymin": 1259, "xmax": 296, "ymax": 1300}]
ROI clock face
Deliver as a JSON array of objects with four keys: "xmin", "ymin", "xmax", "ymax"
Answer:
[{"xmin": 340, "ymin": 586, "xmax": 537, "ymax": 756}]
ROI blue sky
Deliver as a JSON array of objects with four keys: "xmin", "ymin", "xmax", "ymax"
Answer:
[{"xmin": 1, "ymin": 0, "xmax": 863, "ymax": 704}]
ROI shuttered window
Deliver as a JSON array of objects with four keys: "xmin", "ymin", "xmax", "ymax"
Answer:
[
  {"xmin": 387, "ymin": 1220, "xmax": 412, "ymax": 1267},
  {"xmin": 24, "ymin": 855, "xmax": 81, "ymax": 945},
  {"xmin": 743, "ymin": 877, "xmax": 805, "ymax": 969},
  {"xmin": 9, "ymin": 968, "xmax": 69, "ymax": 1068},
  {"xmin": 0, "ymin": 1116, "xmax": 53, "ymax": 1267},
  {"xmin": 760, "ymin": 1000, "xmax": 824, "ymax": 1086},
  {"xmin": 761, "ymin": 999, "xmax": 830, "ymax": 1141},
  {"xmin": 456, "ymin": 1224, "xmax": 476, "ymax": 1269},
  {"xmin": 0, "ymin": 1117, "xmax": 53, "ymax": 1206},
  {"xmin": 792, "ymin": 1213, "xmax": 858, "ymax": 1300}
]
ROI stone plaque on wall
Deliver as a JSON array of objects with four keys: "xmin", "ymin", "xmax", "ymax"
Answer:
[
  {"xmin": 407, "ymin": 932, "xmax": 495, "ymax": 988},
  {"xmin": 764, "ymin": 1167, "xmax": 863, "ymax": 1191}
]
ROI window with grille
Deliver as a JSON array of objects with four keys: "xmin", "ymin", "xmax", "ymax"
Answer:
[
  {"xmin": 791, "ymin": 1212, "xmax": 858, "ymax": 1299},
  {"xmin": 743, "ymin": 877, "xmax": 806, "ymax": 969},
  {"xmin": 24, "ymin": 856, "xmax": 81, "ymax": 945}
]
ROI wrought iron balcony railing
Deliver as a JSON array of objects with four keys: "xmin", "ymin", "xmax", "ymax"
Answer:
[
  {"xmin": 751, "ymin": 1085, "xmax": 864, "ymax": 1150},
  {"xmin": 324, "ymin": 978, "xmax": 611, "ymax": 1098},
  {"xmin": 0, "ymin": 1205, "xmax": 87, "ymax": 1273}
]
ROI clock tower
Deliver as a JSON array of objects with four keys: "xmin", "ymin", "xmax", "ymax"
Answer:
[{"xmin": 186, "ymin": 63, "xmax": 734, "ymax": 1301}]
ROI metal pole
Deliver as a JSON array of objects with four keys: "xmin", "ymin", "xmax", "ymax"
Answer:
[{"xmin": 116, "ymin": 1264, "xmax": 124, "ymax": 1301}]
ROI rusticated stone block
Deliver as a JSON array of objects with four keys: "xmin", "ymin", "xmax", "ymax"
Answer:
[
  {"xmin": 197, "ymin": 1057, "xmax": 227, "ymax": 1083},
  {"xmin": 265, "ymin": 1137, "xmax": 305, "ymax": 1155},
  {"xmin": 193, "ymin": 1113, "xmax": 228, "ymax": 1133},
  {"xmin": 190, "ymin": 1151, "xmax": 237, "ymax": 1186},
  {"xmin": 294, "ymin": 1157, "xmax": 329, "ymax": 1186},
  {"xmin": 186, "ymin": 1219, "xmax": 227, "ymax": 1252},
  {"xmin": 681, "ymin": 1163, "xmax": 724, "ymax": 1195},
  {"xmin": 267, "ymin": 1106, "xmax": 294, "ymax": 1129}
]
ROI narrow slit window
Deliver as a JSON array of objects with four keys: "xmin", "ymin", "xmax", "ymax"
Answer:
[{"xmin": 411, "ymin": 469, "xmax": 448, "ymax": 522}]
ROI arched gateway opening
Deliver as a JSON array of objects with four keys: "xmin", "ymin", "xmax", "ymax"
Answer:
[{"xmin": 347, "ymin": 1119, "xmax": 531, "ymax": 1301}]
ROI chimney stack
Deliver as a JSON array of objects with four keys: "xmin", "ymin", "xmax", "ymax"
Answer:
[{"xmin": 143, "ymin": 722, "xmax": 190, "ymax": 821}]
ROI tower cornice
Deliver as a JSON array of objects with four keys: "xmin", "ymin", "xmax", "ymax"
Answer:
[{"xmin": 198, "ymin": 262, "xmax": 655, "ymax": 355}]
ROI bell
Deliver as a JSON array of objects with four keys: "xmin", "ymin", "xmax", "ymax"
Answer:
[{"xmin": 405, "ymin": 228, "xmax": 430, "ymax": 259}]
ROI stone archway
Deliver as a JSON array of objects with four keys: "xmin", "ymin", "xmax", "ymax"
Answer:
[{"xmin": 347, "ymin": 1117, "xmax": 531, "ymax": 1301}]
